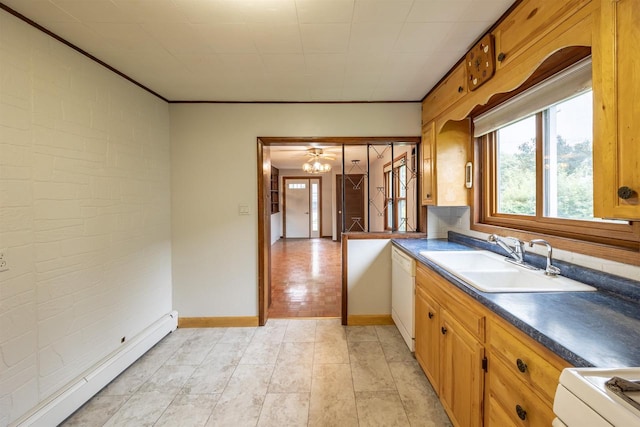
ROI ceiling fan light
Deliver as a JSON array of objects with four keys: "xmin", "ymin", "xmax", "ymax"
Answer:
[{"xmin": 302, "ymin": 160, "xmax": 331, "ymax": 174}]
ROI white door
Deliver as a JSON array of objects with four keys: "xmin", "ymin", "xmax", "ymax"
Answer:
[
  {"xmin": 285, "ymin": 179, "xmax": 311, "ymax": 238},
  {"xmin": 285, "ymin": 178, "xmax": 321, "ymax": 238}
]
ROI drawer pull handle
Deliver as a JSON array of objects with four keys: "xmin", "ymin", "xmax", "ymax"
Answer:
[
  {"xmin": 457, "ymin": 86, "xmax": 464, "ymax": 93},
  {"xmin": 516, "ymin": 358, "xmax": 528, "ymax": 373},
  {"xmin": 497, "ymin": 52, "xmax": 506, "ymax": 62},
  {"xmin": 441, "ymin": 326, "xmax": 447, "ymax": 335},
  {"xmin": 516, "ymin": 404, "xmax": 527, "ymax": 421},
  {"xmin": 428, "ymin": 312, "xmax": 434, "ymax": 319}
]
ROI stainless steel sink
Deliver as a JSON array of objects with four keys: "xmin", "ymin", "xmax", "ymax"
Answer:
[{"xmin": 419, "ymin": 250, "xmax": 596, "ymax": 293}]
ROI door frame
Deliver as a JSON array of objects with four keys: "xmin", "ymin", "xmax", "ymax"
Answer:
[
  {"xmin": 257, "ymin": 137, "xmax": 421, "ymax": 326},
  {"xmin": 336, "ymin": 174, "xmax": 366, "ymax": 233},
  {"xmin": 283, "ymin": 176, "xmax": 323, "ymax": 238}
]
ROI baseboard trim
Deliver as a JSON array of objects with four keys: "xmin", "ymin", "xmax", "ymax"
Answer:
[
  {"xmin": 13, "ymin": 310, "xmax": 178, "ymax": 427},
  {"xmin": 178, "ymin": 316, "xmax": 259, "ymax": 328},
  {"xmin": 347, "ymin": 314, "xmax": 394, "ymax": 326}
]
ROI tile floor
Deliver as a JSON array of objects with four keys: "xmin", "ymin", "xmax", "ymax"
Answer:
[
  {"xmin": 269, "ymin": 239, "xmax": 342, "ymax": 318},
  {"xmin": 61, "ymin": 319, "xmax": 452, "ymax": 426}
]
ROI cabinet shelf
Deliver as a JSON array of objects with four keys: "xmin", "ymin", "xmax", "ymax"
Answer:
[{"xmin": 270, "ymin": 166, "xmax": 279, "ymax": 214}]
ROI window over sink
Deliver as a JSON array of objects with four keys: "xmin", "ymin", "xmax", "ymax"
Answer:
[{"xmin": 473, "ymin": 57, "xmax": 638, "ymax": 249}]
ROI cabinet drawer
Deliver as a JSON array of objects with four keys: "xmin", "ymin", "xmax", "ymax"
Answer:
[
  {"xmin": 487, "ymin": 395, "xmax": 520, "ymax": 427},
  {"xmin": 441, "ymin": 288, "xmax": 485, "ymax": 341},
  {"xmin": 488, "ymin": 319, "xmax": 568, "ymax": 402},
  {"xmin": 419, "ymin": 264, "xmax": 485, "ymax": 341},
  {"xmin": 487, "ymin": 355, "xmax": 555, "ymax": 427},
  {"xmin": 416, "ymin": 264, "xmax": 446, "ymax": 301},
  {"xmin": 492, "ymin": 0, "xmax": 591, "ymax": 69},
  {"xmin": 422, "ymin": 62, "xmax": 467, "ymax": 123}
]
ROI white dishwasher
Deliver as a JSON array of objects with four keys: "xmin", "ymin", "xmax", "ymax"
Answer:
[{"xmin": 391, "ymin": 246, "xmax": 416, "ymax": 351}]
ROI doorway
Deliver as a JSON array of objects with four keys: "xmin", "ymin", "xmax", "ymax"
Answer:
[
  {"xmin": 283, "ymin": 177, "xmax": 321, "ymax": 239},
  {"xmin": 257, "ymin": 137, "xmax": 421, "ymax": 326},
  {"xmin": 336, "ymin": 174, "xmax": 365, "ymax": 232}
]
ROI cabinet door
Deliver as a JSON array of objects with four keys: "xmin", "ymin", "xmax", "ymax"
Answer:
[
  {"xmin": 593, "ymin": 0, "xmax": 640, "ymax": 220},
  {"xmin": 493, "ymin": 0, "xmax": 590, "ymax": 69},
  {"xmin": 415, "ymin": 286, "xmax": 440, "ymax": 391},
  {"xmin": 422, "ymin": 63, "xmax": 467, "ymax": 123},
  {"xmin": 440, "ymin": 310, "xmax": 484, "ymax": 427},
  {"xmin": 421, "ymin": 121, "xmax": 435, "ymax": 206}
]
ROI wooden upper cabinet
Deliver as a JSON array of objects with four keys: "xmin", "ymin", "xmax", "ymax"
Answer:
[
  {"xmin": 493, "ymin": 0, "xmax": 592, "ymax": 69},
  {"xmin": 421, "ymin": 119, "xmax": 470, "ymax": 207},
  {"xmin": 422, "ymin": 62, "xmax": 467, "ymax": 124},
  {"xmin": 593, "ymin": 0, "xmax": 640, "ymax": 220},
  {"xmin": 421, "ymin": 121, "xmax": 435, "ymax": 205}
]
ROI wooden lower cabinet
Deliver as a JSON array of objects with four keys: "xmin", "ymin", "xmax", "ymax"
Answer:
[
  {"xmin": 485, "ymin": 355, "xmax": 555, "ymax": 427},
  {"xmin": 440, "ymin": 310, "xmax": 484, "ymax": 427},
  {"xmin": 485, "ymin": 317, "xmax": 570, "ymax": 427},
  {"xmin": 415, "ymin": 264, "xmax": 486, "ymax": 427},
  {"xmin": 415, "ymin": 285, "xmax": 440, "ymax": 390},
  {"xmin": 414, "ymin": 263, "xmax": 570, "ymax": 427}
]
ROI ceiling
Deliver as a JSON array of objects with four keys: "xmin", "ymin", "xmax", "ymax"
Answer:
[{"xmin": 2, "ymin": 0, "xmax": 515, "ymax": 102}]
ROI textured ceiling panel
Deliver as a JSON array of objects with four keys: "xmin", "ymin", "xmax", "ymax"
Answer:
[{"xmin": 2, "ymin": 0, "xmax": 515, "ymax": 101}]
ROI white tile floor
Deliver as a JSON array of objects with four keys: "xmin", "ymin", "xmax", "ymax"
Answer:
[{"xmin": 61, "ymin": 318, "xmax": 452, "ymax": 427}]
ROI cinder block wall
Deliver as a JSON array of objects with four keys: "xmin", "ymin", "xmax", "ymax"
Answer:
[{"xmin": 0, "ymin": 10, "xmax": 172, "ymax": 426}]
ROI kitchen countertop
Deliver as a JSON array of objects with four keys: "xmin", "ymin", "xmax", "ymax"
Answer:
[{"xmin": 392, "ymin": 233, "xmax": 640, "ymax": 368}]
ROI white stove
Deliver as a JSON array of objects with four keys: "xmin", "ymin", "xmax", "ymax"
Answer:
[{"xmin": 554, "ymin": 367, "xmax": 640, "ymax": 427}]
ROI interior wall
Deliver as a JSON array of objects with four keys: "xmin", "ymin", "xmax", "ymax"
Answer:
[
  {"xmin": 270, "ymin": 212, "xmax": 281, "ymax": 245},
  {"xmin": 347, "ymin": 239, "xmax": 392, "ymax": 316},
  {"xmin": 0, "ymin": 10, "xmax": 172, "ymax": 427},
  {"xmin": 170, "ymin": 103, "xmax": 420, "ymax": 317}
]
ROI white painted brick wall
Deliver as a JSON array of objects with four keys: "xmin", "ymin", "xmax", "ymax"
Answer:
[{"xmin": 0, "ymin": 10, "xmax": 171, "ymax": 426}]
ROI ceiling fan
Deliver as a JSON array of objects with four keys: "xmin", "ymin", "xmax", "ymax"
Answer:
[
  {"xmin": 303, "ymin": 148, "xmax": 334, "ymax": 173},
  {"xmin": 304, "ymin": 148, "xmax": 335, "ymax": 161}
]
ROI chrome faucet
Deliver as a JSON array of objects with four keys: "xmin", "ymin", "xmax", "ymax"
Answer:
[
  {"xmin": 529, "ymin": 239, "xmax": 561, "ymax": 276},
  {"xmin": 487, "ymin": 234, "xmax": 526, "ymax": 264}
]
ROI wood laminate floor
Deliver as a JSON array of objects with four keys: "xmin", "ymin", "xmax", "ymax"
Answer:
[{"xmin": 269, "ymin": 238, "xmax": 342, "ymax": 318}]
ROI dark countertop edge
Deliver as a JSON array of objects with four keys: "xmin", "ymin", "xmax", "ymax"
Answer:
[
  {"xmin": 342, "ymin": 231, "xmax": 426, "ymax": 240},
  {"xmin": 391, "ymin": 234, "xmax": 640, "ymax": 368}
]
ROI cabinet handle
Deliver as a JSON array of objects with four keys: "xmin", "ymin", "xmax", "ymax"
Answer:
[
  {"xmin": 457, "ymin": 86, "xmax": 464, "ymax": 93},
  {"xmin": 426, "ymin": 194, "xmax": 431, "ymax": 198},
  {"xmin": 497, "ymin": 52, "xmax": 506, "ymax": 62},
  {"xmin": 428, "ymin": 312, "xmax": 434, "ymax": 319},
  {"xmin": 515, "ymin": 405, "xmax": 527, "ymax": 421},
  {"xmin": 516, "ymin": 358, "xmax": 528, "ymax": 373},
  {"xmin": 441, "ymin": 326, "xmax": 447, "ymax": 335},
  {"xmin": 618, "ymin": 186, "xmax": 635, "ymax": 200}
]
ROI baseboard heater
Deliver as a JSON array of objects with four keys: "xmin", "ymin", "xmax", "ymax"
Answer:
[{"xmin": 12, "ymin": 310, "xmax": 178, "ymax": 427}]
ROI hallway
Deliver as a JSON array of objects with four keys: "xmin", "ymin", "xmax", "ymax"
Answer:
[{"xmin": 269, "ymin": 239, "xmax": 342, "ymax": 318}]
